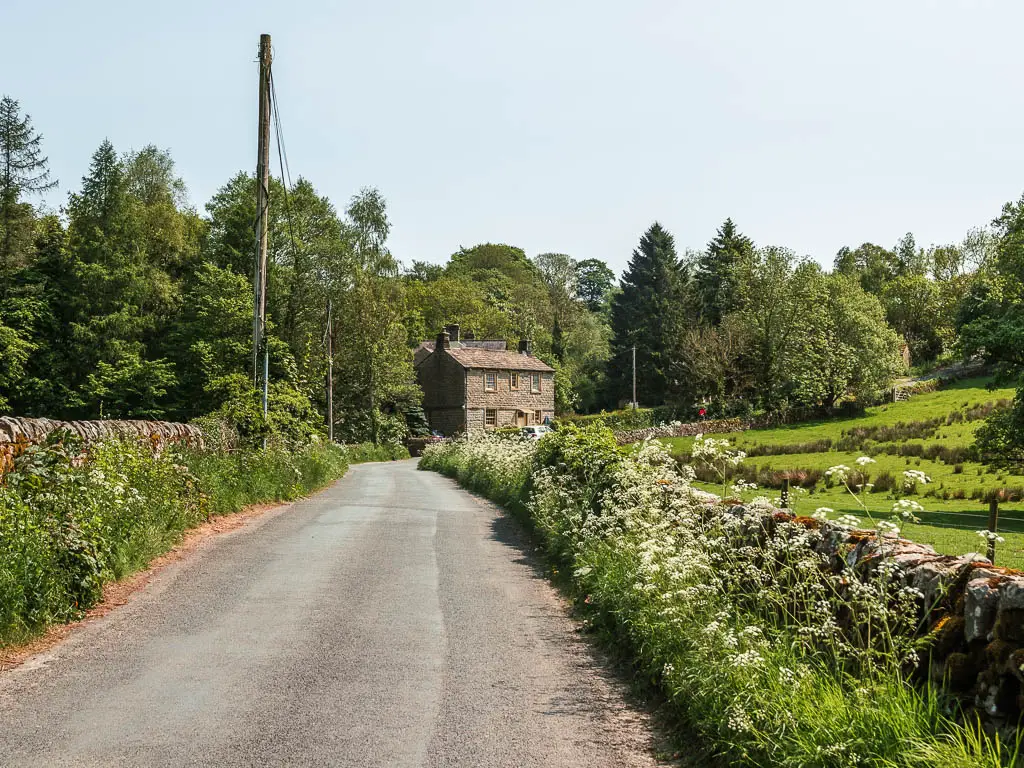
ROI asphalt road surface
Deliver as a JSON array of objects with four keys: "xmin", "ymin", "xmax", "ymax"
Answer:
[{"xmin": 0, "ymin": 460, "xmax": 666, "ymax": 767}]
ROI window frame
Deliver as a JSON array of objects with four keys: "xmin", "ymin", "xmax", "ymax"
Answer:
[
  {"xmin": 484, "ymin": 371, "xmax": 497, "ymax": 392},
  {"xmin": 510, "ymin": 371, "xmax": 520, "ymax": 390},
  {"xmin": 485, "ymin": 408, "xmax": 497, "ymax": 427},
  {"xmin": 530, "ymin": 373, "xmax": 541, "ymax": 393},
  {"xmin": 534, "ymin": 410, "xmax": 543, "ymax": 424}
]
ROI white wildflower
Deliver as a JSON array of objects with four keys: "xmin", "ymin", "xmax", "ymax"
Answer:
[
  {"xmin": 825, "ymin": 464, "xmax": 851, "ymax": 483},
  {"xmin": 977, "ymin": 529, "xmax": 1005, "ymax": 544}
]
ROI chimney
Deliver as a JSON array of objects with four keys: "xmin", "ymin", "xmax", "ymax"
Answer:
[
  {"xmin": 463, "ymin": 330, "xmax": 475, "ymax": 341},
  {"xmin": 518, "ymin": 339, "xmax": 533, "ymax": 355},
  {"xmin": 436, "ymin": 330, "xmax": 450, "ymax": 350},
  {"xmin": 445, "ymin": 323, "xmax": 461, "ymax": 342}
]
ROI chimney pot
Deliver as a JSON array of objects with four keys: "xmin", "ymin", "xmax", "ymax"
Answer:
[
  {"xmin": 436, "ymin": 331, "xmax": 450, "ymax": 350},
  {"xmin": 445, "ymin": 323, "xmax": 461, "ymax": 342},
  {"xmin": 518, "ymin": 339, "xmax": 533, "ymax": 355}
]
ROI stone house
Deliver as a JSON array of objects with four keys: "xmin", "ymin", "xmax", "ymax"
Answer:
[{"xmin": 415, "ymin": 325, "xmax": 555, "ymax": 435}]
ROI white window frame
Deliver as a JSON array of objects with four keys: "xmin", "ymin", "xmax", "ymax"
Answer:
[
  {"xmin": 531, "ymin": 373, "xmax": 541, "ymax": 393},
  {"xmin": 484, "ymin": 371, "xmax": 497, "ymax": 391},
  {"xmin": 485, "ymin": 408, "xmax": 497, "ymax": 427}
]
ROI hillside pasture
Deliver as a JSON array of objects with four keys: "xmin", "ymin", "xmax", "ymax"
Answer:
[{"xmin": 657, "ymin": 378, "xmax": 1024, "ymax": 569}]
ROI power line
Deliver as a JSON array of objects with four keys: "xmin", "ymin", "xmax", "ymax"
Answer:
[
  {"xmin": 268, "ymin": 66, "xmax": 335, "ymax": 442},
  {"xmin": 268, "ymin": 69, "xmax": 302, "ymax": 265}
]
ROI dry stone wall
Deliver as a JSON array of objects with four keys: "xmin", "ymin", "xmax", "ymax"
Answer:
[
  {"xmin": 614, "ymin": 418, "xmax": 746, "ymax": 445},
  {"xmin": 0, "ymin": 416, "xmax": 204, "ymax": 475},
  {"xmin": 725, "ymin": 502, "xmax": 1024, "ymax": 728}
]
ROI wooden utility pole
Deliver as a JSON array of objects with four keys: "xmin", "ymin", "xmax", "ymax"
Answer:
[
  {"xmin": 326, "ymin": 298, "xmax": 334, "ymax": 443},
  {"xmin": 632, "ymin": 345, "xmax": 637, "ymax": 409},
  {"xmin": 253, "ymin": 33, "xmax": 272, "ymax": 410}
]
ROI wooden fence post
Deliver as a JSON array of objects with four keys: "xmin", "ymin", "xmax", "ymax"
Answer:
[
  {"xmin": 780, "ymin": 478, "xmax": 790, "ymax": 510},
  {"xmin": 988, "ymin": 499, "xmax": 1000, "ymax": 564}
]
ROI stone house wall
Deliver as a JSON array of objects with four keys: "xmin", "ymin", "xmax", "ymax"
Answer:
[
  {"xmin": 416, "ymin": 343, "xmax": 555, "ymax": 435},
  {"xmin": 417, "ymin": 347, "xmax": 468, "ymax": 434},
  {"xmin": 465, "ymin": 369, "xmax": 554, "ymax": 429}
]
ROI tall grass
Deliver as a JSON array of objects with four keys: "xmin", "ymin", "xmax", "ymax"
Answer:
[{"xmin": 0, "ymin": 437, "xmax": 349, "ymax": 646}]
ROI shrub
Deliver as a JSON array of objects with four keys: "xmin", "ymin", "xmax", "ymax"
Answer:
[
  {"xmin": 200, "ymin": 373, "xmax": 325, "ymax": 448},
  {"xmin": 746, "ymin": 466, "xmax": 823, "ymax": 490},
  {"xmin": 746, "ymin": 439, "xmax": 832, "ymax": 457},
  {"xmin": 843, "ymin": 418, "xmax": 944, "ymax": 445},
  {"xmin": 873, "ymin": 471, "xmax": 896, "ymax": 497},
  {"xmin": 343, "ymin": 442, "xmax": 410, "ymax": 463}
]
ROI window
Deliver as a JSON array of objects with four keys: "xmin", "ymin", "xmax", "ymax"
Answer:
[
  {"xmin": 485, "ymin": 408, "xmax": 497, "ymax": 427},
  {"xmin": 485, "ymin": 372, "xmax": 497, "ymax": 391},
  {"xmin": 531, "ymin": 373, "xmax": 541, "ymax": 392},
  {"xmin": 534, "ymin": 410, "xmax": 543, "ymax": 424},
  {"xmin": 510, "ymin": 372, "xmax": 520, "ymax": 390}
]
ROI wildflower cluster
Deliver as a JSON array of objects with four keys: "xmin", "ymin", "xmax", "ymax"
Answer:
[
  {"xmin": 419, "ymin": 426, "xmax": 996, "ymax": 766},
  {"xmin": 692, "ymin": 433, "xmax": 747, "ymax": 497}
]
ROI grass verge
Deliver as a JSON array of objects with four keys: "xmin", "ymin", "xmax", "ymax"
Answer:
[{"xmin": 0, "ymin": 437, "xmax": 350, "ymax": 647}]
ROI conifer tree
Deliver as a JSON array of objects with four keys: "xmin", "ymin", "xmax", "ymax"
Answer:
[
  {"xmin": 607, "ymin": 222, "xmax": 683, "ymax": 406},
  {"xmin": 0, "ymin": 96, "xmax": 56, "ymax": 275},
  {"xmin": 694, "ymin": 218, "xmax": 753, "ymax": 325}
]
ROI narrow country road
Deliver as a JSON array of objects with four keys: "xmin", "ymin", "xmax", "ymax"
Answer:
[{"xmin": 0, "ymin": 460, "xmax": 667, "ymax": 767}]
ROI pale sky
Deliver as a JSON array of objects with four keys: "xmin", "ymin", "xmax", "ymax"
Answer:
[{"xmin": 3, "ymin": 0, "xmax": 1022, "ymax": 276}]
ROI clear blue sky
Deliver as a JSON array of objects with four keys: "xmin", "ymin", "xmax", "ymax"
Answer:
[{"xmin": 4, "ymin": 0, "xmax": 1022, "ymax": 276}]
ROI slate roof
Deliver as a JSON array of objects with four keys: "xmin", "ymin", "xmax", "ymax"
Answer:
[
  {"xmin": 416, "ymin": 339, "xmax": 508, "ymax": 353},
  {"xmin": 414, "ymin": 339, "xmax": 554, "ymax": 372},
  {"xmin": 445, "ymin": 347, "xmax": 554, "ymax": 372}
]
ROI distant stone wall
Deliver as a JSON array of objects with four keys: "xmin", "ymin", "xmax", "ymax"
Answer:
[
  {"xmin": 614, "ymin": 418, "xmax": 746, "ymax": 445},
  {"xmin": 0, "ymin": 417, "xmax": 204, "ymax": 475},
  {"xmin": 726, "ymin": 502, "xmax": 1024, "ymax": 728}
]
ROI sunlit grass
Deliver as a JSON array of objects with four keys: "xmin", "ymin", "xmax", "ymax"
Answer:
[{"xmin": 658, "ymin": 377, "xmax": 1024, "ymax": 567}]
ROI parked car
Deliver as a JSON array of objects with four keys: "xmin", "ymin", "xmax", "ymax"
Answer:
[
  {"xmin": 406, "ymin": 431, "xmax": 445, "ymax": 457},
  {"xmin": 521, "ymin": 425, "xmax": 551, "ymax": 440}
]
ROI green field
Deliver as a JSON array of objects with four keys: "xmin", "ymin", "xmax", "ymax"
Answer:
[{"xmin": 658, "ymin": 378, "xmax": 1024, "ymax": 569}]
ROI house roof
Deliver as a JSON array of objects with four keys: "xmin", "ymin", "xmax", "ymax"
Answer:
[
  {"xmin": 416, "ymin": 339, "xmax": 508, "ymax": 353},
  {"xmin": 414, "ymin": 340, "xmax": 554, "ymax": 372},
  {"xmin": 445, "ymin": 346, "xmax": 554, "ymax": 372}
]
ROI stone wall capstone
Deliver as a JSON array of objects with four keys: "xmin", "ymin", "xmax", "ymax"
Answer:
[{"xmin": 0, "ymin": 416, "xmax": 204, "ymax": 475}]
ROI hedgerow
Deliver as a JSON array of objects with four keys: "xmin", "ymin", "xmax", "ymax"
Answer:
[
  {"xmin": 421, "ymin": 426, "xmax": 1020, "ymax": 767},
  {"xmin": 0, "ymin": 435, "xmax": 349, "ymax": 646}
]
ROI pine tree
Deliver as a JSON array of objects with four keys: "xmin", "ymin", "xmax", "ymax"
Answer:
[
  {"xmin": 60, "ymin": 140, "xmax": 178, "ymax": 418},
  {"xmin": 694, "ymin": 218, "xmax": 753, "ymax": 325},
  {"xmin": 607, "ymin": 222, "xmax": 683, "ymax": 406},
  {"xmin": 0, "ymin": 96, "xmax": 56, "ymax": 275}
]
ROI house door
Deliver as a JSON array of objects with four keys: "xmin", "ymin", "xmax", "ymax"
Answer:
[{"xmin": 515, "ymin": 410, "xmax": 528, "ymax": 427}]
